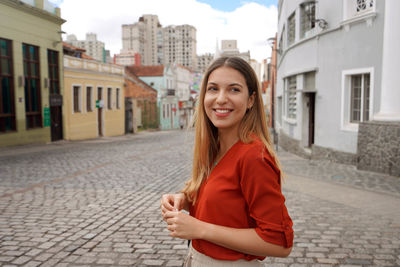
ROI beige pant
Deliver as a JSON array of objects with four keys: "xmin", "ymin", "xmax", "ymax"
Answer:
[{"xmin": 184, "ymin": 244, "xmax": 263, "ymax": 267}]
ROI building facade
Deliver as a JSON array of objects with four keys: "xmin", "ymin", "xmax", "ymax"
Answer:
[
  {"xmin": 196, "ymin": 53, "xmax": 214, "ymax": 74},
  {"xmin": 128, "ymin": 65, "xmax": 180, "ymax": 130},
  {"xmin": 276, "ymin": 0, "xmax": 400, "ymax": 176},
  {"xmin": 66, "ymin": 33, "xmax": 106, "ymax": 63},
  {"xmin": 124, "ymin": 67, "xmax": 158, "ymax": 132},
  {"xmin": 176, "ymin": 65, "xmax": 194, "ymax": 128},
  {"xmin": 122, "ymin": 15, "xmax": 162, "ymax": 66},
  {"xmin": 163, "ymin": 25, "xmax": 197, "ymax": 70},
  {"xmin": 0, "ymin": 0, "xmax": 65, "ymax": 147},
  {"xmin": 63, "ymin": 50, "xmax": 125, "ymax": 140},
  {"xmin": 217, "ymin": 40, "xmax": 250, "ymax": 62},
  {"xmin": 114, "ymin": 49, "xmax": 141, "ymax": 66}
]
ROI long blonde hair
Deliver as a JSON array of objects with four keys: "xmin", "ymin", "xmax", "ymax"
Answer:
[{"xmin": 182, "ymin": 56, "xmax": 281, "ymax": 203}]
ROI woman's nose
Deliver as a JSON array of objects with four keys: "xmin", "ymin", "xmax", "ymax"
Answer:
[{"xmin": 216, "ymin": 90, "xmax": 227, "ymax": 104}]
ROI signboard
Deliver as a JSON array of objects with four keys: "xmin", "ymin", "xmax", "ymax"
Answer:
[
  {"xmin": 44, "ymin": 107, "xmax": 50, "ymax": 127},
  {"xmin": 96, "ymin": 100, "xmax": 104, "ymax": 108},
  {"xmin": 50, "ymin": 94, "xmax": 63, "ymax": 107}
]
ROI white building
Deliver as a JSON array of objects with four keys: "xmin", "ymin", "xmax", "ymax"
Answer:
[
  {"xmin": 276, "ymin": 0, "xmax": 400, "ymax": 176},
  {"xmin": 163, "ymin": 25, "xmax": 197, "ymax": 71},
  {"xmin": 66, "ymin": 33, "xmax": 105, "ymax": 62},
  {"xmin": 122, "ymin": 15, "xmax": 162, "ymax": 66},
  {"xmin": 176, "ymin": 65, "xmax": 194, "ymax": 128}
]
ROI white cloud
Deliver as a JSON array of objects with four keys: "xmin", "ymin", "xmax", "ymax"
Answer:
[{"xmin": 60, "ymin": 0, "xmax": 277, "ymax": 62}]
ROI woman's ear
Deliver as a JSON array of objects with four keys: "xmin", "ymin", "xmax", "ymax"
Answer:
[{"xmin": 247, "ymin": 92, "xmax": 255, "ymax": 109}]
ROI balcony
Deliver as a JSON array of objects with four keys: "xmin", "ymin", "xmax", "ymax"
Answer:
[{"xmin": 166, "ymin": 89, "xmax": 175, "ymax": 96}]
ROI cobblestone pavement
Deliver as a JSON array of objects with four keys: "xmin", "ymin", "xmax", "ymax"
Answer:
[{"xmin": 0, "ymin": 130, "xmax": 399, "ymax": 266}]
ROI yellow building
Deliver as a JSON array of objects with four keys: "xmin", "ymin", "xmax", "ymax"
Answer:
[
  {"xmin": 0, "ymin": 0, "xmax": 65, "ymax": 147},
  {"xmin": 63, "ymin": 53, "xmax": 125, "ymax": 140}
]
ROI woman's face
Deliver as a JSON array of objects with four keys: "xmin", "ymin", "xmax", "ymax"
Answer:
[{"xmin": 204, "ymin": 66, "xmax": 254, "ymax": 133}]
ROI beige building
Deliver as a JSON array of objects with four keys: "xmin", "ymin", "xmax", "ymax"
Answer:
[
  {"xmin": 0, "ymin": 0, "xmax": 65, "ymax": 147},
  {"xmin": 122, "ymin": 15, "xmax": 162, "ymax": 66},
  {"xmin": 217, "ymin": 40, "xmax": 250, "ymax": 62},
  {"xmin": 66, "ymin": 33, "xmax": 105, "ymax": 62},
  {"xmin": 197, "ymin": 53, "xmax": 214, "ymax": 73},
  {"xmin": 63, "ymin": 49, "xmax": 125, "ymax": 140},
  {"xmin": 163, "ymin": 25, "xmax": 197, "ymax": 70}
]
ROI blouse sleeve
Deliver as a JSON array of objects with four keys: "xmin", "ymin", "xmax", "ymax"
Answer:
[{"xmin": 239, "ymin": 146, "xmax": 293, "ymax": 248}]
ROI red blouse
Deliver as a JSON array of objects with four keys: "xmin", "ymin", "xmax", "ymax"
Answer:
[{"xmin": 189, "ymin": 137, "xmax": 293, "ymax": 261}]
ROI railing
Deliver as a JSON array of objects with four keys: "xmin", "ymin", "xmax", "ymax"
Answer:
[
  {"xmin": 64, "ymin": 55, "xmax": 124, "ymax": 75},
  {"xmin": 166, "ymin": 89, "xmax": 175, "ymax": 96}
]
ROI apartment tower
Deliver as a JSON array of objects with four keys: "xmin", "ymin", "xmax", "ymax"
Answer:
[
  {"xmin": 122, "ymin": 15, "xmax": 162, "ymax": 66},
  {"xmin": 163, "ymin": 25, "xmax": 197, "ymax": 70}
]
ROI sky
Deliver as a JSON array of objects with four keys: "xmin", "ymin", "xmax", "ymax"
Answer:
[{"xmin": 53, "ymin": 0, "xmax": 278, "ymax": 63}]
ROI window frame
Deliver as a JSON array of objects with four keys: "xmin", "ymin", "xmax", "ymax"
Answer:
[
  {"xmin": 0, "ymin": 38, "xmax": 16, "ymax": 132},
  {"xmin": 23, "ymin": 43, "xmax": 42, "ymax": 129},
  {"xmin": 341, "ymin": 68, "xmax": 374, "ymax": 132},
  {"xmin": 287, "ymin": 12, "xmax": 296, "ymax": 46},
  {"xmin": 300, "ymin": 1, "xmax": 316, "ymax": 38},
  {"xmin": 116, "ymin": 88, "xmax": 120, "ymax": 109},
  {"xmin": 107, "ymin": 87, "xmax": 112, "ymax": 110},
  {"xmin": 86, "ymin": 85, "xmax": 93, "ymax": 112},
  {"xmin": 47, "ymin": 49, "xmax": 60, "ymax": 95},
  {"xmin": 286, "ymin": 75, "xmax": 297, "ymax": 120},
  {"xmin": 72, "ymin": 85, "xmax": 82, "ymax": 113}
]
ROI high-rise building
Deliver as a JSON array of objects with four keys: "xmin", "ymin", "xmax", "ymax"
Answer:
[
  {"xmin": 163, "ymin": 25, "xmax": 197, "ymax": 70},
  {"xmin": 122, "ymin": 15, "xmax": 162, "ymax": 66},
  {"xmin": 197, "ymin": 53, "xmax": 214, "ymax": 73},
  {"xmin": 66, "ymin": 33, "xmax": 105, "ymax": 62},
  {"xmin": 122, "ymin": 15, "xmax": 197, "ymax": 69}
]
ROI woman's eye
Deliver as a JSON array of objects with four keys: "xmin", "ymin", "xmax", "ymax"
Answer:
[
  {"xmin": 207, "ymin": 87, "xmax": 217, "ymax": 91},
  {"xmin": 231, "ymin": 87, "xmax": 240, "ymax": 92}
]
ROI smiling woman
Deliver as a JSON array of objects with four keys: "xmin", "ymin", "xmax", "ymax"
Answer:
[{"xmin": 161, "ymin": 56, "xmax": 293, "ymax": 266}]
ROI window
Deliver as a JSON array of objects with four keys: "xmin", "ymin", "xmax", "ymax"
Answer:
[
  {"xmin": 287, "ymin": 12, "xmax": 296, "ymax": 46},
  {"xmin": 350, "ymin": 74, "xmax": 370, "ymax": 122},
  {"xmin": 0, "ymin": 38, "xmax": 16, "ymax": 132},
  {"xmin": 287, "ymin": 76, "xmax": 297, "ymax": 119},
  {"xmin": 116, "ymin": 88, "xmax": 120, "ymax": 109},
  {"xmin": 23, "ymin": 43, "xmax": 42, "ymax": 129},
  {"xmin": 300, "ymin": 1, "xmax": 316, "ymax": 38},
  {"xmin": 341, "ymin": 68, "xmax": 373, "ymax": 131},
  {"xmin": 73, "ymin": 86, "xmax": 81, "ymax": 113},
  {"xmin": 163, "ymin": 104, "xmax": 165, "ymax": 119},
  {"xmin": 167, "ymin": 104, "xmax": 170, "ymax": 117},
  {"xmin": 278, "ymin": 26, "xmax": 285, "ymax": 55},
  {"xmin": 356, "ymin": 0, "xmax": 374, "ymax": 13},
  {"xmin": 107, "ymin": 88, "xmax": 112, "ymax": 109},
  {"xmin": 47, "ymin": 50, "xmax": 59, "ymax": 94},
  {"xmin": 343, "ymin": 0, "xmax": 375, "ymax": 21},
  {"xmin": 86, "ymin": 86, "xmax": 93, "ymax": 112}
]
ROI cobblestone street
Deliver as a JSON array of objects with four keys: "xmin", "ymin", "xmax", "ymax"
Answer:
[{"xmin": 0, "ymin": 130, "xmax": 399, "ymax": 266}]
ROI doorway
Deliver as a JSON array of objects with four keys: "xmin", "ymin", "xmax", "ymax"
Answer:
[{"xmin": 97, "ymin": 87, "xmax": 103, "ymax": 136}]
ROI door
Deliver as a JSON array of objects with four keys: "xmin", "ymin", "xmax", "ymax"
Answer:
[
  {"xmin": 49, "ymin": 94, "xmax": 63, "ymax": 141},
  {"xmin": 308, "ymin": 93, "xmax": 315, "ymax": 147},
  {"xmin": 125, "ymin": 98, "xmax": 133, "ymax": 133},
  {"xmin": 97, "ymin": 87, "xmax": 103, "ymax": 136},
  {"xmin": 50, "ymin": 106, "xmax": 62, "ymax": 141}
]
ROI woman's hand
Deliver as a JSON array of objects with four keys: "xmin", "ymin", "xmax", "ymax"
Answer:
[
  {"xmin": 164, "ymin": 210, "xmax": 205, "ymax": 240},
  {"xmin": 160, "ymin": 193, "xmax": 189, "ymax": 221}
]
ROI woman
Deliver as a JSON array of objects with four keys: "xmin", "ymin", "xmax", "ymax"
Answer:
[{"xmin": 161, "ymin": 56, "xmax": 293, "ymax": 266}]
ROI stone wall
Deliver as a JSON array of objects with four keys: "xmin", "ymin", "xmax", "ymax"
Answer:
[
  {"xmin": 357, "ymin": 121, "xmax": 400, "ymax": 176},
  {"xmin": 312, "ymin": 145, "xmax": 357, "ymax": 165},
  {"xmin": 278, "ymin": 130, "xmax": 311, "ymax": 159}
]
